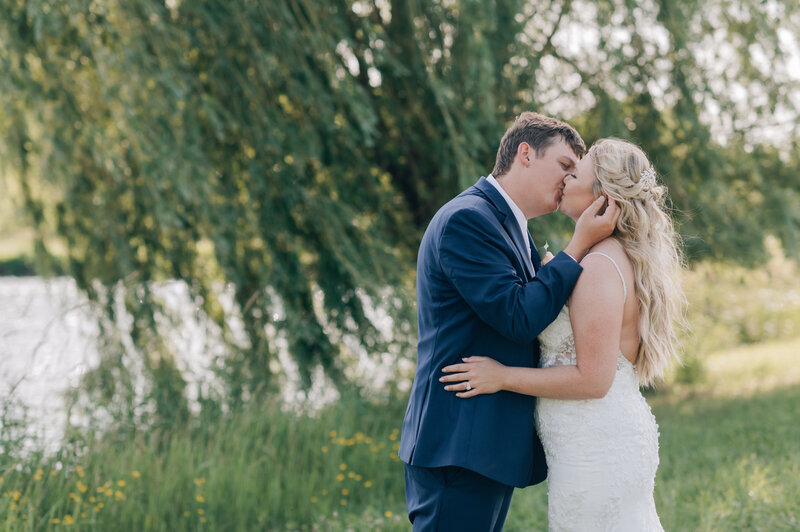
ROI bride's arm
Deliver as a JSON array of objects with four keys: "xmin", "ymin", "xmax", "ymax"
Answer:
[{"xmin": 441, "ymin": 254, "xmax": 624, "ymax": 399}]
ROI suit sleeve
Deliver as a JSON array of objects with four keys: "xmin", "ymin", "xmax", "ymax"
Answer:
[{"xmin": 438, "ymin": 208, "xmax": 582, "ymax": 344}]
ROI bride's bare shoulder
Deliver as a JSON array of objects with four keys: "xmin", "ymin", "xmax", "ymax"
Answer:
[{"xmin": 583, "ymin": 238, "xmax": 628, "ymax": 264}]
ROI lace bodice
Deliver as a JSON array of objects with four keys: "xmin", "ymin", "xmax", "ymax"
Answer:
[
  {"xmin": 538, "ymin": 305, "xmax": 634, "ymax": 373},
  {"xmin": 535, "ymin": 304, "xmax": 663, "ymax": 531}
]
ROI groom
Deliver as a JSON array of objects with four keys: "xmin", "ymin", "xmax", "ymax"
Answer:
[{"xmin": 398, "ymin": 112, "xmax": 619, "ymax": 530}]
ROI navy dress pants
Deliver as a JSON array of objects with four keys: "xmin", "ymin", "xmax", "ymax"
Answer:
[{"xmin": 404, "ymin": 463, "xmax": 515, "ymax": 531}]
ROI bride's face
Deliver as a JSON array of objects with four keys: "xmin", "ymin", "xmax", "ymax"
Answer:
[{"xmin": 559, "ymin": 155, "xmax": 599, "ymax": 221}]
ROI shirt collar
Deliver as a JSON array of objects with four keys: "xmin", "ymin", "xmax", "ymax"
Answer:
[{"xmin": 487, "ymin": 174, "xmax": 529, "ymax": 240}]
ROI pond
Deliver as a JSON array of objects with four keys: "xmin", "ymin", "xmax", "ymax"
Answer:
[{"xmin": 0, "ymin": 276, "xmax": 406, "ymax": 452}]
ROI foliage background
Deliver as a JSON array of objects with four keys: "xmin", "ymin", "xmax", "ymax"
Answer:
[{"xmin": 1, "ymin": 1, "xmax": 800, "ymax": 529}]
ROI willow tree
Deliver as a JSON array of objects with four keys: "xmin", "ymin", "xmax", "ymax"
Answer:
[{"xmin": 1, "ymin": 0, "xmax": 799, "ymax": 420}]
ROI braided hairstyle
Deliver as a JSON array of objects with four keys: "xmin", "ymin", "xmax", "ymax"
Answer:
[{"xmin": 588, "ymin": 138, "xmax": 687, "ymax": 385}]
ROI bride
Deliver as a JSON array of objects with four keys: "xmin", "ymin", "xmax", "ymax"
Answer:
[{"xmin": 440, "ymin": 138, "xmax": 685, "ymax": 530}]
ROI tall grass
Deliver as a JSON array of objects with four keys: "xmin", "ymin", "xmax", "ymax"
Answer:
[
  {"xmin": 3, "ymin": 338, "xmax": 800, "ymax": 530},
  {"xmin": 0, "ymin": 395, "xmax": 409, "ymax": 531}
]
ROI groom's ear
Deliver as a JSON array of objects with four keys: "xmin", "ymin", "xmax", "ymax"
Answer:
[{"xmin": 518, "ymin": 142, "xmax": 532, "ymax": 166}]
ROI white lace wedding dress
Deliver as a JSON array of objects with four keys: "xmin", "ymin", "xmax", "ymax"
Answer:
[{"xmin": 535, "ymin": 252, "xmax": 664, "ymax": 531}]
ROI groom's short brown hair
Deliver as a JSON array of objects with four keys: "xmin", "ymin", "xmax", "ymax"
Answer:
[{"xmin": 492, "ymin": 112, "xmax": 585, "ymax": 177}]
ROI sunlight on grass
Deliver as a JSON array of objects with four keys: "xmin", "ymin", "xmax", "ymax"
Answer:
[
  {"xmin": 701, "ymin": 337, "xmax": 800, "ymax": 397},
  {"xmin": 666, "ymin": 336, "xmax": 800, "ymax": 400}
]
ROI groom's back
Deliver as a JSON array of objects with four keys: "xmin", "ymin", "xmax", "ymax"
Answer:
[
  {"xmin": 414, "ymin": 188, "xmax": 499, "ymax": 367},
  {"xmin": 398, "ymin": 182, "xmax": 547, "ymax": 488}
]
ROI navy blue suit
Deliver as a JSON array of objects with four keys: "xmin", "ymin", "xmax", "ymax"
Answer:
[{"xmin": 399, "ymin": 177, "xmax": 582, "ymax": 530}]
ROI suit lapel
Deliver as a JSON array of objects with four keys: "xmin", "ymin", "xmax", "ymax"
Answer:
[
  {"xmin": 501, "ymin": 217, "xmax": 534, "ymax": 279},
  {"xmin": 474, "ymin": 178, "xmax": 535, "ymax": 279}
]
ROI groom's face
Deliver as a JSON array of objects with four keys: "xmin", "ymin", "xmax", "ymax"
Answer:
[{"xmin": 525, "ymin": 138, "xmax": 579, "ymax": 216}]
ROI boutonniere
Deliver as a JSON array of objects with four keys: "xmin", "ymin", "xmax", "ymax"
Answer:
[{"xmin": 542, "ymin": 242, "xmax": 554, "ymax": 265}]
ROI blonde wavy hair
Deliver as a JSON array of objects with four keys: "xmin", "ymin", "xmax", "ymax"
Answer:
[{"xmin": 588, "ymin": 138, "xmax": 687, "ymax": 386}]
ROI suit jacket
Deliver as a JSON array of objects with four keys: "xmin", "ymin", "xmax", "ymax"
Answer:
[{"xmin": 398, "ymin": 177, "xmax": 582, "ymax": 488}]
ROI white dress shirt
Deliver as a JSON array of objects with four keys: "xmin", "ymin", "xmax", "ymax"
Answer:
[{"xmin": 487, "ymin": 174, "xmax": 532, "ymax": 270}]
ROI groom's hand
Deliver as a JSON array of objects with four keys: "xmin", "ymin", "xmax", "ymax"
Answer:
[{"xmin": 564, "ymin": 196, "xmax": 621, "ymax": 261}]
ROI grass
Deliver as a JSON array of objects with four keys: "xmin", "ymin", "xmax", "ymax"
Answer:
[
  {"xmin": 0, "ymin": 394, "xmax": 410, "ymax": 531},
  {"xmin": 2, "ymin": 338, "xmax": 799, "ymax": 530}
]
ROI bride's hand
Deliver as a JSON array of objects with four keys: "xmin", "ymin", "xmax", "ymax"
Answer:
[{"xmin": 440, "ymin": 356, "xmax": 507, "ymax": 398}]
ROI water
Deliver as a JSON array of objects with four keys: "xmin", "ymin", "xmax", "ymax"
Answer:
[
  {"xmin": 0, "ymin": 276, "xmax": 410, "ymax": 452},
  {"xmin": 0, "ymin": 277, "xmax": 98, "ymax": 450}
]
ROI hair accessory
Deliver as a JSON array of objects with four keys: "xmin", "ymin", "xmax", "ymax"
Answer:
[{"xmin": 640, "ymin": 167, "xmax": 657, "ymax": 187}]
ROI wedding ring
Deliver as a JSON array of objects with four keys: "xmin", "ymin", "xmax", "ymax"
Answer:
[{"xmin": 465, "ymin": 382, "xmax": 472, "ymax": 391}]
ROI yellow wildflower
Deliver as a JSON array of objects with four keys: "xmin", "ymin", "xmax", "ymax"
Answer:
[
  {"xmin": 50, "ymin": 470, "xmax": 57, "ymax": 477},
  {"xmin": 336, "ymin": 474, "xmax": 345, "ymax": 482},
  {"xmin": 89, "ymin": 496, "xmax": 96, "ymax": 503},
  {"xmin": 75, "ymin": 466, "xmax": 85, "ymax": 478},
  {"xmin": 385, "ymin": 511, "xmax": 393, "ymax": 517},
  {"xmin": 63, "ymin": 515, "xmax": 74, "ymax": 525},
  {"xmin": 321, "ymin": 446, "xmax": 328, "ymax": 453},
  {"xmin": 339, "ymin": 463, "xmax": 347, "ymax": 471},
  {"xmin": 115, "ymin": 490, "xmax": 125, "ymax": 501},
  {"xmin": 341, "ymin": 489, "xmax": 349, "ymax": 496},
  {"xmin": 51, "ymin": 518, "xmax": 60, "ymax": 524},
  {"xmin": 329, "ymin": 430, "xmax": 337, "ymax": 438},
  {"xmin": 196, "ymin": 495, "xmax": 205, "ymax": 503},
  {"xmin": 355, "ymin": 475, "xmax": 362, "ymax": 481},
  {"xmin": 117, "ymin": 480, "xmax": 126, "ymax": 487},
  {"xmin": 194, "ymin": 477, "xmax": 206, "ymax": 487},
  {"xmin": 77, "ymin": 481, "xmax": 88, "ymax": 493},
  {"xmin": 198, "ymin": 509, "xmax": 205, "ymax": 515},
  {"xmin": 347, "ymin": 471, "xmax": 355, "ymax": 479},
  {"xmin": 310, "ymin": 496, "xmax": 318, "ymax": 503},
  {"xmin": 364, "ymin": 481, "xmax": 373, "ymax": 488},
  {"xmin": 340, "ymin": 499, "xmax": 348, "ymax": 506},
  {"xmin": 132, "ymin": 471, "xmax": 141, "ymax": 478}
]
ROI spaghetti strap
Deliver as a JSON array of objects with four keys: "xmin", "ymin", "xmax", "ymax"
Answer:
[{"xmin": 585, "ymin": 252, "xmax": 627, "ymax": 302}]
